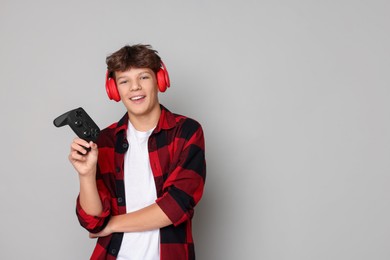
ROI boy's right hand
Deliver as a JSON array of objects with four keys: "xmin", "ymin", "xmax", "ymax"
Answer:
[{"xmin": 68, "ymin": 138, "xmax": 98, "ymax": 177}]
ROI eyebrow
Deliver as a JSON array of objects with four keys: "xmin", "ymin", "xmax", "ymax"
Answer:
[
  {"xmin": 138, "ymin": 70, "xmax": 152, "ymax": 76},
  {"xmin": 116, "ymin": 76, "xmax": 128, "ymax": 81}
]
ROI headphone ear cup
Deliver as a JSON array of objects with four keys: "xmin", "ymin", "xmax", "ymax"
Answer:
[
  {"xmin": 156, "ymin": 61, "xmax": 170, "ymax": 92},
  {"xmin": 105, "ymin": 71, "xmax": 121, "ymax": 102}
]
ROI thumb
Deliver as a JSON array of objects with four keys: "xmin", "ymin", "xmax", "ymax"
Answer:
[{"xmin": 90, "ymin": 141, "xmax": 98, "ymax": 150}]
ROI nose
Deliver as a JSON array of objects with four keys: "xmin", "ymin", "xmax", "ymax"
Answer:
[{"xmin": 130, "ymin": 80, "xmax": 142, "ymax": 91}]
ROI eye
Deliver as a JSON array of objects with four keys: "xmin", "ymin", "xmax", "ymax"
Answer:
[
  {"xmin": 118, "ymin": 80, "xmax": 128, "ymax": 85},
  {"xmin": 140, "ymin": 75, "xmax": 150, "ymax": 80}
]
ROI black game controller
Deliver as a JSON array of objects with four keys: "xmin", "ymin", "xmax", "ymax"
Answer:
[{"xmin": 53, "ymin": 107, "xmax": 100, "ymax": 144}]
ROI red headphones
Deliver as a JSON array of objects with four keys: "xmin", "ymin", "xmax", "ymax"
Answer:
[{"xmin": 105, "ymin": 61, "xmax": 171, "ymax": 102}]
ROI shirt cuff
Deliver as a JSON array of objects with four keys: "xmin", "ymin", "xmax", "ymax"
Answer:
[
  {"xmin": 76, "ymin": 196, "xmax": 111, "ymax": 233},
  {"xmin": 156, "ymin": 192, "xmax": 192, "ymax": 227}
]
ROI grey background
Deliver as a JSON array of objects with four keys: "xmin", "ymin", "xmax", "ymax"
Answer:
[{"xmin": 1, "ymin": 0, "xmax": 389, "ymax": 259}]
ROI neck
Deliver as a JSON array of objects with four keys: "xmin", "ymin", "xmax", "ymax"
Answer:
[{"xmin": 128, "ymin": 105, "xmax": 161, "ymax": 132}]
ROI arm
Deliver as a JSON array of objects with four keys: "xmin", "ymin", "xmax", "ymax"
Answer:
[
  {"xmin": 69, "ymin": 138, "xmax": 103, "ymax": 215},
  {"xmin": 90, "ymin": 203, "xmax": 172, "ymax": 238},
  {"xmin": 156, "ymin": 121, "xmax": 206, "ymax": 226},
  {"xmin": 70, "ymin": 138, "xmax": 111, "ymax": 232},
  {"xmin": 78, "ymin": 173, "xmax": 103, "ymax": 216}
]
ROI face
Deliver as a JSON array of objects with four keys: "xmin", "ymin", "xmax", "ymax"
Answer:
[{"xmin": 115, "ymin": 67, "xmax": 160, "ymax": 120}]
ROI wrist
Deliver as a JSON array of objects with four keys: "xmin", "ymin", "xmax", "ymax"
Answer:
[
  {"xmin": 78, "ymin": 167, "xmax": 97, "ymax": 179},
  {"xmin": 78, "ymin": 171, "xmax": 97, "ymax": 188},
  {"xmin": 109, "ymin": 215, "xmax": 119, "ymax": 233}
]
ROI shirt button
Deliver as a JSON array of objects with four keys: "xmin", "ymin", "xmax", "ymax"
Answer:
[
  {"xmin": 122, "ymin": 142, "xmax": 128, "ymax": 149},
  {"xmin": 111, "ymin": 249, "xmax": 117, "ymax": 255},
  {"xmin": 117, "ymin": 197, "xmax": 123, "ymax": 203},
  {"xmin": 116, "ymin": 167, "xmax": 120, "ymax": 173}
]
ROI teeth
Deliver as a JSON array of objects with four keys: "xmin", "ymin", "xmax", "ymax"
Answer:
[{"xmin": 130, "ymin": 96, "xmax": 144, "ymax": 101}]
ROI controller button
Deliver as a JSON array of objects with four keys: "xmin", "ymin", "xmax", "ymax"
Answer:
[
  {"xmin": 75, "ymin": 110, "xmax": 83, "ymax": 117},
  {"xmin": 83, "ymin": 130, "xmax": 91, "ymax": 137}
]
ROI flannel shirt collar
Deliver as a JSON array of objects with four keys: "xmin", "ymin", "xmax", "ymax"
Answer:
[{"xmin": 114, "ymin": 104, "xmax": 176, "ymax": 136}]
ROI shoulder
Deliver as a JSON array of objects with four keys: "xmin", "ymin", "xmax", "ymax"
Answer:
[
  {"xmin": 159, "ymin": 105, "xmax": 203, "ymax": 137},
  {"xmin": 165, "ymin": 112, "xmax": 205, "ymax": 149},
  {"xmin": 170, "ymin": 113, "xmax": 206, "ymax": 153},
  {"xmin": 173, "ymin": 113, "xmax": 203, "ymax": 137}
]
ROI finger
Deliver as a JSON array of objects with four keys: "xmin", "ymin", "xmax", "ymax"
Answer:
[
  {"xmin": 71, "ymin": 142, "xmax": 89, "ymax": 155},
  {"xmin": 69, "ymin": 151, "xmax": 87, "ymax": 162},
  {"xmin": 89, "ymin": 233, "xmax": 98, "ymax": 239},
  {"xmin": 73, "ymin": 138, "xmax": 91, "ymax": 149}
]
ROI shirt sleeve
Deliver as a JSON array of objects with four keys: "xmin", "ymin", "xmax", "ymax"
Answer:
[
  {"xmin": 156, "ymin": 121, "xmax": 206, "ymax": 226},
  {"xmin": 75, "ymin": 169, "xmax": 112, "ymax": 233}
]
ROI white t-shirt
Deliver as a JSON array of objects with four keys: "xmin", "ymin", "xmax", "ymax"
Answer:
[{"xmin": 117, "ymin": 121, "xmax": 160, "ymax": 260}]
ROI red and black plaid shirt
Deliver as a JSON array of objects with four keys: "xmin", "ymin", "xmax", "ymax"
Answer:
[{"xmin": 76, "ymin": 105, "xmax": 206, "ymax": 260}]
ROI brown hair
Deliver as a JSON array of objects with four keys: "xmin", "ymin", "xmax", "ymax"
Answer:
[{"xmin": 106, "ymin": 44, "xmax": 162, "ymax": 78}]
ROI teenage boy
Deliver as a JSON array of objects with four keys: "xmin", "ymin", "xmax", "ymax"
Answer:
[{"xmin": 69, "ymin": 44, "xmax": 206, "ymax": 260}]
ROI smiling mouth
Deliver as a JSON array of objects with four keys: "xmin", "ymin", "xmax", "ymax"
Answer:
[{"xmin": 130, "ymin": 95, "xmax": 145, "ymax": 101}]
